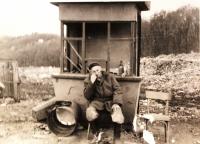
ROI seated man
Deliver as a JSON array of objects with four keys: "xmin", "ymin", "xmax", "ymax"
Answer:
[{"xmin": 84, "ymin": 62, "xmax": 124, "ymax": 143}]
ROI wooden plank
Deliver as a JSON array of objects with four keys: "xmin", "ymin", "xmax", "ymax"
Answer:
[
  {"xmin": 5, "ymin": 62, "xmax": 12, "ymax": 97},
  {"xmin": 51, "ymin": 73, "xmax": 142, "ymax": 82},
  {"xmin": 81, "ymin": 22, "xmax": 86, "ymax": 74},
  {"xmin": 107, "ymin": 22, "xmax": 111, "ymax": 72},
  {"xmin": 67, "ymin": 40, "xmax": 82, "ymax": 62},
  {"xmin": 32, "ymin": 97, "xmax": 63, "ymax": 121},
  {"xmin": 133, "ymin": 21, "xmax": 137, "ymax": 75},
  {"xmin": 85, "ymin": 58, "xmax": 107, "ymax": 62},
  {"xmin": 135, "ymin": 18, "xmax": 138, "ymax": 76},
  {"xmin": 60, "ymin": 21, "xmax": 64, "ymax": 73},
  {"xmin": 110, "ymin": 37, "xmax": 132, "ymax": 41},
  {"xmin": 145, "ymin": 91, "xmax": 172, "ymax": 101},
  {"xmin": 130, "ymin": 22, "xmax": 135, "ymax": 75},
  {"xmin": 65, "ymin": 24, "xmax": 70, "ymax": 72},
  {"xmin": 65, "ymin": 56, "xmax": 81, "ymax": 72},
  {"xmin": 137, "ymin": 11, "xmax": 141, "ymax": 76},
  {"xmin": 65, "ymin": 24, "xmax": 72, "ymax": 72},
  {"xmin": 2, "ymin": 66, "xmax": 6, "ymax": 96},
  {"xmin": 52, "ymin": 1, "xmax": 150, "ymax": 11},
  {"xmin": 64, "ymin": 37, "xmax": 82, "ymax": 41},
  {"xmin": 12, "ymin": 62, "xmax": 20, "ymax": 102},
  {"xmin": 59, "ymin": 3, "xmax": 137, "ymax": 21}
]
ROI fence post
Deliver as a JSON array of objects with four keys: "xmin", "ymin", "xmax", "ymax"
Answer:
[{"xmin": 12, "ymin": 61, "xmax": 20, "ymax": 102}]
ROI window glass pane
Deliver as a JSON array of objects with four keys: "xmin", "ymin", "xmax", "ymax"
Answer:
[
  {"xmin": 110, "ymin": 41, "xmax": 131, "ymax": 75},
  {"xmin": 86, "ymin": 23, "xmax": 107, "ymax": 39},
  {"xmin": 66, "ymin": 23, "xmax": 82, "ymax": 37},
  {"xmin": 85, "ymin": 23, "xmax": 107, "ymax": 72},
  {"xmin": 111, "ymin": 22, "xmax": 131, "ymax": 38}
]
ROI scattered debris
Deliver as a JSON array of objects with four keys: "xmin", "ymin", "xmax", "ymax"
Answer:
[
  {"xmin": 171, "ymin": 138, "xmax": 176, "ymax": 143},
  {"xmin": 4, "ymin": 97, "xmax": 15, "ymax": 104},
  {"xmin": 143, "ymin": 130, "xmax": 155, "ymax": 144},
  {"xmin": 0, "ymin": 81, "xmax": 5, "ymax": 89},
  {"xmin": 193, "ymin": 140, "xmax": 200, "ymax": 144}
]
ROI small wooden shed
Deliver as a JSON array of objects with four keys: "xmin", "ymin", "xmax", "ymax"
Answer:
[{"xmin": 50, "ymin": 0, "xmax": 150, "ymax": 125}]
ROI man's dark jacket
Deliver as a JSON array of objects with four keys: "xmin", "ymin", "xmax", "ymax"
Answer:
[{"xmin": 84, "ymin": 72, "xmax": 123, "ymax": 107}]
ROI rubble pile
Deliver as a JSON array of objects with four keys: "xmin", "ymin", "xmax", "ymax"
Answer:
[
  {"xmin": 18, "ymin": 67, "xmax": 59, "ymax": 100},
  {"xmin": 19, "ymin": 66, "xmax": 59, "ymax": 83},
  {"xmin": 140, "ymin": 52, "xmax": 200, "ymax": 99},
  {"xmin": 140, "ymin": 52, "xmax": 200, "ymax": 121}
]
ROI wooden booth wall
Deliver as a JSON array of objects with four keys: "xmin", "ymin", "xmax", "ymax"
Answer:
[
  {"xmin": 52, "ymin": 74, "xmax": 141, "ymax": 124},
  {"xmin": 59, "ymin": 3, "xmax": 137, "ymax": 21}
]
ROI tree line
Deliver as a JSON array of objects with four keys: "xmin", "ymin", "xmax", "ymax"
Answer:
[
  {"xmin": 0, "ymin": 5, "xmax": 198, "ymax": 66},
  {"xmin": 141, "ymin": 5, "xmax": 199, "ymax": 57},
  {"xmin": 0, "ymin": 33, "xmax": 60, "ymax": 67}
]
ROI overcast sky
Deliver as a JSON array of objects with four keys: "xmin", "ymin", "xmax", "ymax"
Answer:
[{"xmin": 0, "ymin": 0, "xmax": 199, "ymax": 37}]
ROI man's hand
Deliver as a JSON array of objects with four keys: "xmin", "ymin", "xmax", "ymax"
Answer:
[
  {"xmin": 111, "ymin": 104, "xmax": 124, "ymax": 124},
  {"xmin": 90, "ymin": 73, "xmax": 97, "ymax": 83},
  {"xmin": 112, "ymin": 104, "xmax": 121, "ymax": 111},
  {"xmin": 86, "ymin": 106, "xmax": 99, "ymax": 121}
]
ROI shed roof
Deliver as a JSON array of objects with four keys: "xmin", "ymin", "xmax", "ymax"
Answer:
[{"xmin": 51, "ymin": 0, "xmax": 150, "ymax": 11}]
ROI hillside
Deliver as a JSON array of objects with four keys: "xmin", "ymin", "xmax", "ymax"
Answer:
[{"xmin": 0, "ymin": 33, "xmax": 60, "ymax": 66}]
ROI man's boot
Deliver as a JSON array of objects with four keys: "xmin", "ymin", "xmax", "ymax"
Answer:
[
  {"xmin": 89, "ymin": 121, "xmax": 101, "ymax": 143},
  {"xmin": 113, "ymin": 123, "xmax": 122, "ymax": 144}
]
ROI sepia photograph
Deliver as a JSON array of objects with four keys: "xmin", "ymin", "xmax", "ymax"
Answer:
[{"xmin": 0, "ymin": 0, "xmax": 199, "ymax": 144}]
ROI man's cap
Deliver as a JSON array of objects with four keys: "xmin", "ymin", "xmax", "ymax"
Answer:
[{"xmin": 88, "ymin": 62, "xmax": 101, "ymax": 70}]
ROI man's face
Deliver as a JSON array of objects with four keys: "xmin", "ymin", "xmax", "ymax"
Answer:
[{"xmin": 90, "ymin": 65, "xmax": 102, "ymax": 78}]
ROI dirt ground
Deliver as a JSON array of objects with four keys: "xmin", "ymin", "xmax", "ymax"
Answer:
[{"xmin": 0, "ymin": 96, "xmax": 200, "ymax": 144}]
